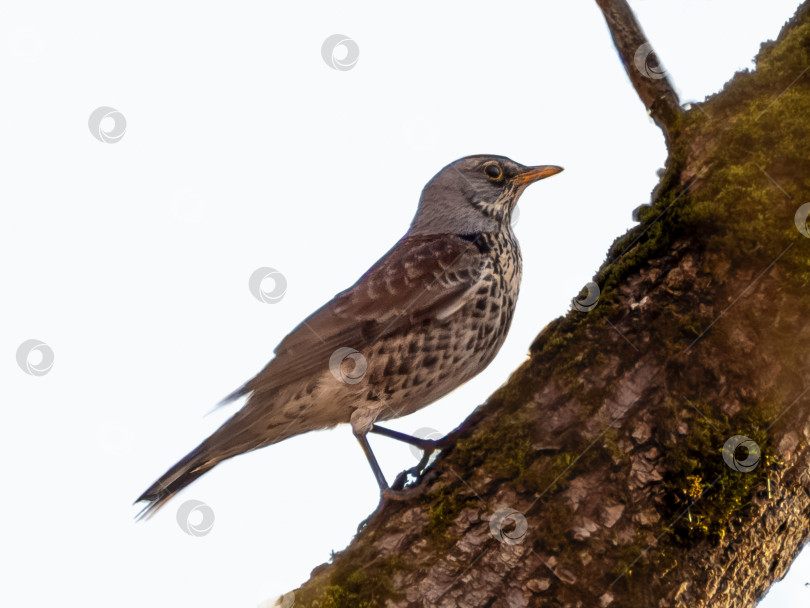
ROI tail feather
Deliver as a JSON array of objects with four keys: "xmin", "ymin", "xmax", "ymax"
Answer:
[
  {"xmin": 134, "ymin": 442, "xmax": 219, "ymax": 521},
  {"xmin": 136, "ymin": 387, "xmax": 303, "ymax": 520}
]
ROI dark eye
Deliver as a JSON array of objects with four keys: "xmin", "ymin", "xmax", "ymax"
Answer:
[{"xmin": 484, "ymin": 163, "xmax": 503, "ymax": 181}]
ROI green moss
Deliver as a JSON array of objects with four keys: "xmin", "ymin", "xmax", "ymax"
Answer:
[
  {"xmin": 315, "ymin": 556, "xmax": 402, "ymax": 608},
  {"xmin": 450, "ymin": 410, "xmax": 592, "ymax": 498},
  {"xmin": 603, "ymin": 427, "xmax": 628, "ymax": 465},
  {"xmin": 422, "ymin": 488, "xmax": 478, "ymax": 543},
  {"xmin": 524, "ymin": 11, "xmax": 810, "ymax": 379},
  {"xmin": 660, "ymin": 401, "xmax": 780, "ymax": 542},
  {"xmin": 532, "ymin": 500, "xmax": 576, "ymax": 555},
  {"xmin": 451, "ymin": 411, "xmax": 534, "ymax": 479},
  {"xmin": 610, "ymin": 529, "xmax": 654, "ymax": 578},
  {"xmin": 522, "ymin": 451, "xmax": 580, "ymax": 496},
  {"xmin": 686, "ymin": 19, "xmax": 810, "ymax": 290},
  {"xmin": 488, "ymin": 364, "xmax": 543, "ymax": 414}
]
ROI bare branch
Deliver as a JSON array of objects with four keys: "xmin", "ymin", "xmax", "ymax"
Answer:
[{"xmin": 595, "ymin": 0, "xmax": 682, "ymax": 138}]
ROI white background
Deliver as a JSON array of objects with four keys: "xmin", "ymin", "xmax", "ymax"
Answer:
[{"xmin": 1, "ymin": 1, "xmax": 807, "ymax": 606}]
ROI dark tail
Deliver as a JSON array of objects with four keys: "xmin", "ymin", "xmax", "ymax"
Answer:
[
  {"xmin": 134, "ymin": 441, "xmax": 220, "ymax": 521},
  {"xmin": 136, "ymin": 388, "xmax": 302, "ymax": 520}
]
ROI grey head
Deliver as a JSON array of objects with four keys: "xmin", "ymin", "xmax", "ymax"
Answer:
[{"xmin": 408, "ymin": 154, "xmax": 563, "ymax": 236}]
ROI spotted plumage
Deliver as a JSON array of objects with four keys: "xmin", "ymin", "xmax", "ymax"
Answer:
[{"xmin": 136, "ymin": 155, "xmax": 562, "ymax": 518}]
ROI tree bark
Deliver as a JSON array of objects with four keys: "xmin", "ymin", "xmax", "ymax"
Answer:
[{"xmin": 286, "ymin": 2, "xmax": 810, "ymax": 607}]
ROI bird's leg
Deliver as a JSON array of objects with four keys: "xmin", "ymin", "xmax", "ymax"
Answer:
[
  {"xmin": 353, "ymin": 416, "xmax": 449, "ymax": 535},
  {"xmin": 354, "ymin": 432, "xmax": 394, "ymax": 534},
  {"xmin": 364, "ymin": 424, "xmax": 450, "ymax": 496},
  {"xmin": 389, "ymin": 446, "xmax": 436, "ymax": 491},
  {"xmin": 355, "ymin": 433, "xmax": 389, "ymax": 492},
  {"xmin": 368, "ymin": 424, "xmax": 440, "ymax": 451},
  {"xmin": 354, "ymin": 429, "xmax": 435, "ymax": 509},
  {"xmin": 369, "ymin": 424, "xmax": 448, "ymax": 481}
]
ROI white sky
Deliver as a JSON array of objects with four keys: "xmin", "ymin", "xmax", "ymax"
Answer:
[{"xmin": 1, "ymin": 1, "xmax": 807, "ymax": 606}]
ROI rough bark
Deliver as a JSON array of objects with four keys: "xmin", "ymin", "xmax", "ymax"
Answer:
[{"xmin": 285, "ymin": 3, "xmax": 810, "ymax": 607}]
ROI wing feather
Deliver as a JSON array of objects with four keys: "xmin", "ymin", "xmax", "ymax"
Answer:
[{"xmin": 220, "ymin": 233, "xmax": 489, "ymax": 403}]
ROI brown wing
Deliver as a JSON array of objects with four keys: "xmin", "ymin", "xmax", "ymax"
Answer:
[{"xmin": 220, "ymin": 233, "xmax": 489, "ymax": 403}]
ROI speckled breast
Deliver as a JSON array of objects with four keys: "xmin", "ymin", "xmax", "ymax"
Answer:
[{"xmin": 370, "ymin": 230, "xmax": 523, "ymax": 420}]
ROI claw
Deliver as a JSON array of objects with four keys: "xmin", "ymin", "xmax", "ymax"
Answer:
[
  {"xmin": 355, "ymin": 423, "xmax": 460, "ymax": 533},
  {"xmin": 384, "ymin": 470, "xmax": 438, "ymax": 501},
  {"xmin": 356, "ymin": 468, "xmax": 439, "ymax": 534}
]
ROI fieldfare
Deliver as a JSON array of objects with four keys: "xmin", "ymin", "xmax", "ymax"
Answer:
[{"xmin": 136, "ymin": 155, "xmax": 562, "ymax": 518}]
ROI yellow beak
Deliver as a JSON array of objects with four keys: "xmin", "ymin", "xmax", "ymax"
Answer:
[{"xmin": 513, "ymin": 165, "xmax": 564, "ymax": 185}]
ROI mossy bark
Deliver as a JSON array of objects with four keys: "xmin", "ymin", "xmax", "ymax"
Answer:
[{"xmin": 288, "ymin": 3, "xmax": 810, "ymax": 607}]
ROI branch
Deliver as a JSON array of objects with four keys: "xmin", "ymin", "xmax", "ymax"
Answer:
[{"xmin": 595, "ymin": 0, "xmax": 682, "ymax": 139}]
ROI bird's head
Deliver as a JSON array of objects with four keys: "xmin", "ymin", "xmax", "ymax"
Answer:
[{"xmin": 409, "ymin": 154, "xmax": 563, "ymax": 235}]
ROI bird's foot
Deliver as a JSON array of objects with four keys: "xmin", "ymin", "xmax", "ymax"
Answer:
[
  {"xmin": 388, "ymin": 437, "xmax": 442, "ymax": 490},
  {"xmin": 384, "ymin": 469, "xmax": 438, "ymax": 500},
  {"xmin": 390, "ymin": 457, "xmax": 432, "ymax": 490},
  {"xmin": 355, "ymin": 429, "xmax": 458, "ymax": 534},
  {"xmin": 355, "ymin": 468, "xmax": 438, "ymax": 534}
]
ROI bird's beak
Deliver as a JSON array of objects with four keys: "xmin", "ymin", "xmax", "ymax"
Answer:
[{"xmin": 513, "ymin": 165, "xmax": 564, "ymax": 186}]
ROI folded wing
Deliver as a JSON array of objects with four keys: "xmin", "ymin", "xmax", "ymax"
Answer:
[{"xmin": 221, "ymin": 233, "xmax": 490, "ymax": 402}]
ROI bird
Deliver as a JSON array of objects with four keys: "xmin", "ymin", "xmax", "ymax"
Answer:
[{"xmin": 135, "ymin": 154, "xmax": 563, "ymax": 519}]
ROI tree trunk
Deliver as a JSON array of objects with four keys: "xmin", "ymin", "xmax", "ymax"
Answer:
[{"xmin": 286, "ymin": 3, "xmax": 810, "ymax": 606}]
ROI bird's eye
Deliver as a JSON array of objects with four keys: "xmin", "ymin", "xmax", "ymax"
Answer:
[{"xmin": 484, "ymin": 162, "xmax": 503, "ymax": 181}]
